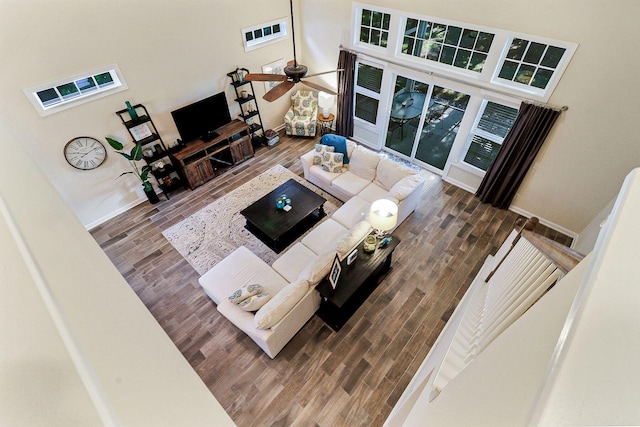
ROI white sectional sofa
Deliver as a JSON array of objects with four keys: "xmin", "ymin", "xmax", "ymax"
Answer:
[
  {"xmin": 199, "ymin": 212, "xmax": 371, "ymax": 358},
  {"xmin": 300, "ymin": 139, "xmax": 425, "ymax": 227}
]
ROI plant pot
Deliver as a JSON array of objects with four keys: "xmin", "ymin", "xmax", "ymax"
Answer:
[{"xmin": 143, "ymin": 183, "xmax": 159, "ymax": 204}]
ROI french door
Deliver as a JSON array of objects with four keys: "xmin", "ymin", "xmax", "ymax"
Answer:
[{"xmin": 384, "ymin": 75, "xmax": 470, "ymax": 172}]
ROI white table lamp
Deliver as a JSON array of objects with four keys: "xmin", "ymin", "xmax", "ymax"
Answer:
[
  {"xmin": 318, "ymin": 91, "xmax": 334, "ymax": 119},
  {"xmin": 369, "ymin": 199, "xmax": 398, "ymax": 238}
]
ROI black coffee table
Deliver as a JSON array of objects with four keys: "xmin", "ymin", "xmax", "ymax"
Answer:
[{"xmin": 240, "ymin": 179, "xmax": 327, "ymax": 253}]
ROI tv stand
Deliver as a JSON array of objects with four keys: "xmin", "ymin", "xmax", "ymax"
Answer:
[
  {"xmin": 170, "ymin": 120, "xmax": 254, "ymax": 190},
  {"xmin": 201, "ymin": 131, "xmax": 219, "ymax": 142}
]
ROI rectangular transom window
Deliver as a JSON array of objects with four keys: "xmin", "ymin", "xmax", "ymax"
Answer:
[
  {"xmin": 242, "ymin": 18, "xmax": 288, "ymax": 52},
  {"xmin": 497, "ymin": 38, "xmax": 567, "ymax": 89},
  {"xmin": 23, "ymin": 65, "xmax": 127, "ymax": 117},
  {"xmin": 402, "ymin": 18, "xmax": 495, "ymax": 73},
  {"xmin": 360, "ymin": 9, "xmax": 391, "ymax": 48}
]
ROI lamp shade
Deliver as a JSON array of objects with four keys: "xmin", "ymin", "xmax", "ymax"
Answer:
[
  {"xmin": 318, "ymin": 91, "xmax": 334, "ymax": 118},
  {"xmin": 369, "ymin": 199, "xmax": 398, "ymax": 235}
]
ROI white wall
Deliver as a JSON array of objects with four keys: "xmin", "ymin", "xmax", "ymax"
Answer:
[
  {"xmin": 0, "ymin": 0, "xmax": 294, "ymax": 228},
  {"xmin": 298, "ymin": 0, "xmax": 640, "ymax": 235}
]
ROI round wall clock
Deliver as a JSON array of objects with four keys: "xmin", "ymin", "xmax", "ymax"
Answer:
[{"xmin": 64, "ymin": 136, "xmax": 107, "ymax": 170}]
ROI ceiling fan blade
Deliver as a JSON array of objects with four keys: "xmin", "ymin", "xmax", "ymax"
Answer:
[
  {"xmin": 304, "ymin": 69, "xmax": 344, "ymax": 78},
  {"xmin": 244, "ymin": 73, "xmax": 288, "ymax": 82},
  {"xmin": 263, "ymin": 81, "xmax": 295, "ymax": 102},
  {"xmin": 300, "ymin": 79, "xmax": 337, "ymax": 96}
]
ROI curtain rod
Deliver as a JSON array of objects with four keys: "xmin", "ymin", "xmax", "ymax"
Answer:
[{"xmin": 339, "ymin": 45, "xmax": 569, "ymax": 112}]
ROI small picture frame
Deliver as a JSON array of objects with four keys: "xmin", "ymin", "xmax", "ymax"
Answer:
[
  {"xmin": 130, "ymin": 122, "xmax": 152, "ymax": 141},
  {"xmin": 329, "ymin": 254, "xmax": 342, "ymax": 289}
]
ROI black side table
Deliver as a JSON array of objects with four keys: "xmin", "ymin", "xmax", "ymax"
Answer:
[{"xmin": 315, "ymin": 235, "xmax": 400, "ymax": 331}]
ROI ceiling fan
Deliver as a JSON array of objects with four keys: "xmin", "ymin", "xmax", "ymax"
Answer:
[{"xmin": 244, "ymin": 0, "xmax": 342, "ymax": 102}]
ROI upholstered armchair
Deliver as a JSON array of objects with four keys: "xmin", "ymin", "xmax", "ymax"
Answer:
[{"xmin": 284, "ymin": 90, "xmax": 317, "ymax": 137}]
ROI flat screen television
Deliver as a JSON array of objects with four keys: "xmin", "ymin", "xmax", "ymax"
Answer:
[{"xmin": 171, "ymin": 92, "xmax": 232, "ymax": 143}]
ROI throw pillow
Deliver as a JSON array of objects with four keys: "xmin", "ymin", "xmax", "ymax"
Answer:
[
  {"xmin": 336, "ymin": 221, "xmax": 372, "ymax": 259},
  {"xmin": 297, "ymin": 251, "xmax": 336, "ymax": 284},
  {"xmin": 320, "ymin": 134, "xmax": 350, "ymax": 164},
  {"xmin": 388, "ymin": 175, "xmax": 423, "ymax": 201},
  {"xmin": 349, "ymin": 145, "xmax": 381, "ymax": 181},
  {"xmin": 254, "ymin": 279, "xmax": 309, "ymax": 330},
  {"xmin": 313, "ymin": 144, "xmax": 335, "ymax": 166},
  {"xmin": 374, "ymin": 158, "xmax": 415, "ymax": 191},
  {"xmin": 228, "ymin": 283, "xmax": 263, "ymax": 304},
  {"xmin": 238, "ymin": 293, "xmax": 272, "ymax": 312},
  {"xmin": 321, "ymin": 151, "xmax": 344, "ymax": 173}
]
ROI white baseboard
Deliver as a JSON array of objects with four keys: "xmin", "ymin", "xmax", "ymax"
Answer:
[
  {"xmin": 442, "ymin": 176, "xmax": 476, "ymax": 194},
  {"xmin": 84, "ymin": 197, "xmax": 146, "ymax": 231}
]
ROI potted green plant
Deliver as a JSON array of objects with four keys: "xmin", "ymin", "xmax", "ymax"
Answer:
[{"xmin": 106, "ymin": 137, "xmax": 159, "ymax": 204}]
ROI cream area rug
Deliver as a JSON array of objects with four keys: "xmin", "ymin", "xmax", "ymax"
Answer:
[{"xmin": 162, "ymin": 165, "xmax": 342, "ymax": 276}]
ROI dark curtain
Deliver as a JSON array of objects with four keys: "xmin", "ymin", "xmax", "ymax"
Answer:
[
  {"xmin": 476, "ymin": 102, "xmax": 562, "ymax": 209},
  {"xmin": 335, "ymin": 49, "xmax": 356, "ymax": 137}
]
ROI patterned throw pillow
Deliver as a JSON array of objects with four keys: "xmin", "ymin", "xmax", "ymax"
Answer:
[
  {"xmin": 238, "ymin": 293, "xmax": 272, "ymax": 311},
  {"xmin": 228, "ymin": 283, "xmax": 263, "ymax": 304},
  {"xmin": 321, "ymin": 151, "xmax": 344, "ymax": 173},
  {"xmin": 313, "ymin": 144, "xmax": 335, "ymax": 165}
]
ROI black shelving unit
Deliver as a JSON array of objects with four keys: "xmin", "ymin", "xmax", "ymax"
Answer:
[
  {"xmin": 115, "ymin": 103, "xmax": 182, "ymax": 199},
  {"xmin": 227, "ymin": 68, "xmax": 265, "ymax": 147}
]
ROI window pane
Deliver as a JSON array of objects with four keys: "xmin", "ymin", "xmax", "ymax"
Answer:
[
  {"xmin": 523, "ymin": 42, "xmax": 546, "ymax": 64},
  {"xmin": 37, "ymin": 88, "xmax": 60, "ymax": 106},
  {"xmin": 464, "ymin": 135, "xmax": 502, "ymax": 171},
  {"xmin": 245, "ymin": 31, "xmax": 253, "ymax": 42},
  {"xmin": 381, "ymin": 32, "xmax": 388, "ymax": 48},
  {"xmin": 361, "ymin": 9, "xmax": 371, "ymax": 26},
  {"xmin": 355, "ymin": 93, "xmax": 379, "ymax": 124},
  {"xmin": 427, "ymin": 42, "xmax": 442, "ymax": 61},
  {"xmin": 94, "ymin": 72, "xmax": 114, "ymax": 87},
  {"xmin": 76, "ymin": 77, "xmax": 97, "ymax": 93},
  {"xmin": 417, "ymin": 21, "xmax": 429, "ymax": 39},
  {"xmin": 459, "ymin": 29, "xmax": 478, "ymax": 49},
  {"xmin": 357, "ymin": 64, "xmax": 383, "ymax": 93},
  {"xmin": 477, "ymin": 102, "xmax": 519, "ymax": 137},
  {"xmin": 531, "ymin": 68, "xmax": 553, "ymax": 89},
  {"xmin": 371, "ymin": 29, "xmax": 381, "ymax": 45},
  {"xmin": 498, "ymin": 61, "xmax": 518, "ymax": 80},
  {"xmin": 445, "ymin": 26, "xmax": 462, "ymax": 45},
  {"xmin": 402, "ymin": 37, "xmax": 414, "ymax": 54},
  {"xmin": 263, "ymin": 26, "xmax": 272, "ymax": 36},
  {"xmin": 254, "ymin": 29, "xmax": 263, "ymax": 38},
  {"xmin": 469, "ymin": 52, "xmax": 487, "ymax": 72},
  {"xmin": 541, "ymin": 46, "xmax": 566, "ymax": 68},
  {"xmin": 454, "ymin": 49, "xmax": 471, "ymax": 68},
  {"xmin": 515, "ymin": 64, "xmax": 536, "ymax": 84},
  {"xmin": 273, "ymin": 24, "xmax": 281, "ymax": 34},
  {"xmin": 56, "ymin": 82, "xmax": 79, "ymax": 99},
  {"xmin": 372, "ymin": 11, "xmax": 382, "ymax": 28},
  {"xmin": 431, "ymin": 23, "xmax": 446, "ymax": 42},
  {"xmin": 360, "ymin": 27, "xmax": 370, "ymax": 43},
  {"xmin": 382, "ymin": 13, "xmax": 390, "ymax": 30},
  {"xmin": 475, "ymin": 32, "xmax": 494, "ymax": 53},
  {"xmin": 405, "ymin": 18, "xmax": 418, "ymax": 36},
  {"xmin": 440, "ymin": 45, "xmax": 456, "ymax": 65},
  {"xmin": 413, "ymin": 39, "xmax": 424, "ymax": 57},
  {"xmin": 506, "ymin": 38, "xmax": 527, "ymax": 60}
]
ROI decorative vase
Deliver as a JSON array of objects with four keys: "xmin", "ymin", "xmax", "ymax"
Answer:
[
  {"xmin": 363, "ymin": 235, "xmax": 377, "ymax": 253},
  {"xmin": 143, "ymin": 183, "xmax": 159, "ymax": 204},
  {"xmin": 125, "ymin": 101, "xmax": 138, "ymax": 120}
]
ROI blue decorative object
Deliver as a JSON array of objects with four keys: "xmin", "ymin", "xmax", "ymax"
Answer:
[
  {"xmin": 276, "ymin": 194, "xmax": 290, "ymax": 210},
  {"xmin": 320, "ymin": 134, "xmax": 349, "ymax": 164}
]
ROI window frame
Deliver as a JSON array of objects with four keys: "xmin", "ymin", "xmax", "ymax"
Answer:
[
  {"xmin": 23, "ymin": 64, "xmax": 128, "ymax": 117},
  {"xmin": 353, "ymin": 59, "xmax": 386, "ymax": 127},
  {"xmin": 241, "ymin": 18, "xmax": 288, "ymax": 52}
]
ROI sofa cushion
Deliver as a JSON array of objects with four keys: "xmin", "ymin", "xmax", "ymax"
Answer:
[
  {"xmin": 332, "ymin": 196, "xmax": 371, "ymax": 229},
  {"xmin": 321, "ymin": 151, "xmax": 344, "ymax": 173},
  {"xmin": 199, "ymin": 246, "xmax": 288, "ymax": 305},
  {"xmin": 254, "ymin": 279, "xmax": 309, "ymax": 330},
  {"xmin": 320, "ymin": 134, "xmax": 350, "ymax": 164},
  {"xmin": 301, "ymin": 218, "xmax": 349, "ymax": 255},
  {"xmin": 238, "ymin": 293, "xmax": 272, "ymax": 311},
  {"xmin": 388, "ymin": 174, "xmax": 424, "ymax": 201},
  {"xmin": 374, "ymin": 157, "xmax": 415, "ymax": 191},
  {"xmin": 228, "ymin": 283, "xmax": 263, "ymax": 304},
  {"xmin": 297, "ymin": 250, "xmax": 336, "ymax": 284},
  {"xmin": 349, "ymin": 145, "xmax": 380, "ymax": 181},
  {"xmin": 331, "ymin": 172, "xmax": 370, "ymax": 199},
  {"xmin": 272, "ymin": 242, "xmax": 318, "ymax": 283},
  {"xmin": 313, "ymin": 144, "xmax": 334, "ymax": 166},
  {"xmin": 336, "ymin": 221, "xmax": 372, "ymax": 259},
  {"xmin": 308, "ymin": 165, "xmax": 342, "ymax": 188},
  {"xmin": 358, "ymin": 182, "xmax": 390, "ymax": 204}
]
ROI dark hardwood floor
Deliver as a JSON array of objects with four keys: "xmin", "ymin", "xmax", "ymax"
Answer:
[{"xmin": 90, "ymin": 132, "xmax": 572, "ymax": 427}]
